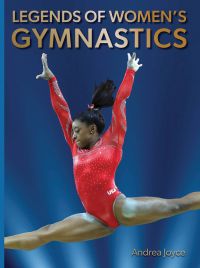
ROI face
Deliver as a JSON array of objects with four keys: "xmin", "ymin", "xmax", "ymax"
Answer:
[{"xmin": 72, "ymin": 120, "xmax": 97, "ymax": 149}]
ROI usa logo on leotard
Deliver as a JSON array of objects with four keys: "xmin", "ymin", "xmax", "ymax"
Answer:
[{"xmin": 107, "ymin": 188, "xmax": 117, "ymax": 195}]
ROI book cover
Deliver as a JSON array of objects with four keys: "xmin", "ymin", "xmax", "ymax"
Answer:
[{"xmin": 3, "ymin": 1, "xmax": 200, "ymax": 267}]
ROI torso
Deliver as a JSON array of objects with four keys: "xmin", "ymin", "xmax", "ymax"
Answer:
[{"xmin": 72, "ymin": 138, "xmax": 122, "ymax": 211}]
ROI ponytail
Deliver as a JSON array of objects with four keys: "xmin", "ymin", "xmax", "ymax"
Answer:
[
  {"xmin": 74, "ymin": 79, "xmax": 116, "ymax": 134},
  {"xmin": 91, "ymin": 80, "xmax": 116, "ymax": 109}
]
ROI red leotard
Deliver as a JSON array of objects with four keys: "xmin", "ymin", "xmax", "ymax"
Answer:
[{"xmin": 48, "ymin": 68, "xmax": 135, "ymax": 228}]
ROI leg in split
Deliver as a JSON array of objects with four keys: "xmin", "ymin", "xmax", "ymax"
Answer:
[
  {"xmin": 4, "ymin": 213, "xmax": 115, "ymax": 250},
  {"xmin": 114, "ymin": 192, "xmax": 200, "ymax": 226}
]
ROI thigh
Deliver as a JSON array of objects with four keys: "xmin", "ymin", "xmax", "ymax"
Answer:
[
  {"xmin": 114, "ymin": 195, "xmax": 159, "ymax": 225},
  {"xmin": 113, "ymin": 195, "xmax": 181, "ymax": 226},
  {"xmin": 38, "ymin": 212, "xmax": 115, "ymax": 242}
]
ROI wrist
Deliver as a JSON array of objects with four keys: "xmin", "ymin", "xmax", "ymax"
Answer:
[
  {"xmin": 48, "ymin": 76, "xmax": 57, "ymax": 83},
  {"xmin": 47, "ymin": 70, "xmax": 54, "ymax": 79},
  {"xmin": 127, "ymin": 67, "xmax": 136, "ymax": 74},
  {"xmin": 127, "ymin": 64, "xmax": 137, "ymax": 71}
]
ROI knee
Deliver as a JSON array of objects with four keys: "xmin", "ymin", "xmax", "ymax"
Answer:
[{"xmin": 36, "ymin": 224, "xmax": 53, "ymax": 243}]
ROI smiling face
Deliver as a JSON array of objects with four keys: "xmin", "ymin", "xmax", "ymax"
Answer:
[{"xmin": 72, "ymin": 120, "xmax": 98, "ymax": 149}]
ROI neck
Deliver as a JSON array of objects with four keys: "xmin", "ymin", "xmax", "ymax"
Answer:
[{"xmin": 89, "ymin": 135, "xmax": 100, "ymax": 149}]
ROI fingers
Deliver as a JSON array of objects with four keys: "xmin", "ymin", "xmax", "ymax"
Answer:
[
  {"xmin": 127, "ymin": 53, "xmax": 131, "ymax": 61},
  {"xmin": 127, "ymin": 52, "xmax": 143, "ymax": 71},
  {"xmin": 41, "ymin": 53, "xmax": 47, "ymax": 60},
  {"xmin": 41, "ymin": 53, "xmax": 48, "ymax": 69},
  {"xmin": 127, "ymin": 52, "xmax": 137, "ymax": 61},
  {"xmin": 132, "ymin": 52, "xmax": 136, "ymax": 60}
]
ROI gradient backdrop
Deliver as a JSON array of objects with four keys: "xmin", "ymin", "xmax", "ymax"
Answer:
[{"xmin": 4, "ymin": 1, "xmax": 200, "ymax": 268}]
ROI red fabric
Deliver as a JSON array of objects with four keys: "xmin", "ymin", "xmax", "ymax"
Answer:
[{"xmin": 48, "ymin": 68, "xmax": 135, "ymax": 228}]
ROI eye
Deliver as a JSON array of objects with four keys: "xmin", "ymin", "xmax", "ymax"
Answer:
[{"xmin": 73, "ymin": 128, "xmax": 80, "ymax": 134}]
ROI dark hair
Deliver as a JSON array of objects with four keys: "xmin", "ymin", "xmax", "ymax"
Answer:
[{"xmin": 74, "ymin": 80, "xmax": 116, "ymax": 134}]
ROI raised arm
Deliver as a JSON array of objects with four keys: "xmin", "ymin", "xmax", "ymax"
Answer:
[
  {"xmin": 104, "ymin": 53, "xmax": 142, "ymax": 146},
  {"xmin": 36, "ymin": 53, "xmax": 73, "ymax": 150},
  {"xmin": 48, "ymin": 77, "xmax": 73, "ymax": 149}
]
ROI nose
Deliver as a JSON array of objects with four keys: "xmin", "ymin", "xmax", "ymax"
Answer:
[{"xmin": 72, "ymin": 133, "xmax": 77, "ymax": 141}]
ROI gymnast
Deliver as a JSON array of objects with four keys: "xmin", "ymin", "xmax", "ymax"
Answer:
[{"xmin": 4, "ymin": 52, "xmax": 200, "ymax": 250}]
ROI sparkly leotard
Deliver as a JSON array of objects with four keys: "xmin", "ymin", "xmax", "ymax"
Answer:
[{"xmin": 48, "ymin": 68, "xmax": 135, "ymax": 228}]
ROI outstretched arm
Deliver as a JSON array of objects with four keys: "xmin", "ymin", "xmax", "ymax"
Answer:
[
  {"xmin": 105, "ymin": 53, "xmax": 142, "ymax": 146},
  {"xmin": 36, "ymin": 53, "xmax": 73, "ymax": 150}
]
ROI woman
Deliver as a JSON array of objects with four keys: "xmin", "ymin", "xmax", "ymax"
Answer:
[{"xmin": 5, "ymin": 53, "xmax": 200, "ymax": 250}]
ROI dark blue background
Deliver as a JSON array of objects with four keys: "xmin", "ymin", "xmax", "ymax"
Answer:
[{"xmin": 4, "ymin": 1, "xmax": 200, "ymax": 267}]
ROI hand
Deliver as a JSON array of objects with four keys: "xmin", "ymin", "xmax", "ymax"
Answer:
[
  {"xmin": 127, "ymin": 52, "xmax": 143, "ymax": 72},
  {"xmin": 36, "ymin": 53, "xmax": 54, "ymax": 80}
]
